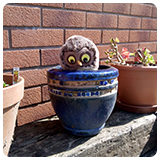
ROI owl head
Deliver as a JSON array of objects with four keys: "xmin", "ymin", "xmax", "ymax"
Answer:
[{"xmin": 59, "ymin": 35, "xmax": 99, "ymax": 71}]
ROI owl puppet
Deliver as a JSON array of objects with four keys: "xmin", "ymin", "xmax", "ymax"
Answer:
[{"xmin": 59, "ymin": 35, "xmax": 99, "ymax": 71}]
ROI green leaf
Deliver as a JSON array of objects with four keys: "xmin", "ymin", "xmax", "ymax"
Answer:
[
  {"xmin": 110, "ymin": 38, "xmax": 114, "ymax": 43},
  {"xmin": 143, "ymin": 51, "xmax": 147, "ymax": 56},
  {"xmin": 3, "ymin": 81, "xmax": 9, "ymax": 88},
  {"xmin": 149, "ymin": 55, "xmax": 155, "ymax": 64},
  {"xmin": 144, "ymin": 48, "xmax": 150, "ymax": 56},
  {"xmin": 130, "ymin": 53, "xmax": 135, "ymax": 56},
  {"xmin": 106, "ymin": 60, "xmax": 109, "ymax": 64}
]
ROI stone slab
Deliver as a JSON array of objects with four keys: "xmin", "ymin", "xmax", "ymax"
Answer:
[{"xmin": 8, "ymin": 108, "xmax": 157, "ymax": 157}]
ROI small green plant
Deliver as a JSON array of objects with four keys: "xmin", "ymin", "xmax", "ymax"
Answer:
[
  {"xmin": 105, "ymin": 38, "xmax": 155, "ymax": 66},
  {"xmin": 131, "ymin": 48, "xmax": 155, "ymax": 66},
  {"xmin": 3, "ymin": 81, "xmax": 9, "ymax": 88},
  {"xmin": 105, "ymin": 38, "xmax": 126, "ymax": 65}
]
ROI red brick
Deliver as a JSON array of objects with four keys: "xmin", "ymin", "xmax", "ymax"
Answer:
[
  {"xmin": 65, "ymin": 30, "xmax": 101, "ymax": 44},
  {"xmin": 43, "ymin": 9, "xmax": 85, "ymax": 28},
  {"xmin": 152, "ymin": 53, "xmax": 157, "ymax": 62},
  {"xmin": 3, "ymin": 50, "xmax": 40, "ymax": 70},
  {"xmin": 20, "ymin": 87, "xmax": 41, "ymax": 107},
  {"xmin": 142, "ymin": 18, "xmax": 157, "ymax": 30},
  {"xmin": 42, "ymin": 85, "xmax": 50, "ymax": 102},
  {"xmin": 17, "ymin": 101, "xmax": 55, "ymax": 126},
  {"xmin": 131, "ymin": 3, "xmax": 152, "ymax": 17},
  {"xmin": 139, "ymin": 42, "xmax": 157, "ymax": 53},
  {"xmin": 150, "ymin": 31, "xmax": 157, "ymax": 41},
  {"xmin": 65, "ymin": 3, "xmax": 102, "ymax": 12},
  {"xmin": 100, "ymin": 60, "xmax": 108, "ymax": 65},
  {"xmin": 25, "ymin": 3, "xmax": 63, "ymax": 8},
  {"xmin": 152, "ymin": 5, "xmax": 157, "ymax": 18},
  {"xmin": 3, "ymin": 5, "xmax": 40, "ymax": 27},
  {"xmin": 98, "ymin": 43, "xmax": 139, "ymax": 59},
  {"xmin": 118, "ymin": 43, "xmax": 139, "ymax": 53},
  {"xmin": 129, "ymin": 31, "xmax": 150, "ymax": 42},
  {"xmin": 87, "ymin": 13, "xmax": 117, "ymax": 29},
  {"xmin": 20, "ymin": 69, "xmax": 48, "ymax": 88},
  {"xmin": 11, "ymin": 29, "xmax": 63, "ymax": 48},
  {"xmin": 41, "ymin": 48, "xmax": 60, "ymax": 66},
  {"xmin": 118, "ymin": 16, "xmax": 141, "ymax": 29},
  {"xmin": 102, "ymin": 30, "xmax": 129, "ymax": 44},
  {"xmin": 3, "ymin": 30, "xmax": 9, "ymax": 49},
  {"xmin": 103, "ymin": 3, "xmax": 130, "ymax": 15},
  {"xmin": 97, "ymin": 45, "xmax": 110, "ymax": 59}
]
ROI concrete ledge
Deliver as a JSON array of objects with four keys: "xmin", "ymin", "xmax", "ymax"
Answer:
[{"xmin": 9, "ymin": 108, "xmax": 157, "ymax": 157}]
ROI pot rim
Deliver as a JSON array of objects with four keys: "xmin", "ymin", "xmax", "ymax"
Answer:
[
  {"xmin": 112, "ymin": 63, "xmax": 157, "ymax": 71},
  {"xmin": 3, "ymin": 75, "xmax": 24, "ymax": 91},
  {"xmin": 3, "ymin": 74, "xmax": 24, "ymax": 109},
  {"xmin": 47, "ymin": 65, "xmax": 119, "ymax": 81},
  {"xmin": 116, "ymin": 99, "xmax": 157, "ymax": 113}
]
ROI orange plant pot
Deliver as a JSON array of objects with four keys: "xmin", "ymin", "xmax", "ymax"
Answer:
[
  {"xmin": 3, "ymin": 74, "xmax": 24, "ymax": 156},
  {"xmin": 112, "ymin": 64, "xmax": 157, "ymax": 113}
]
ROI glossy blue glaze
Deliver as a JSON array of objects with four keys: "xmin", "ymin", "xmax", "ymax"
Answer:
[
  {"xmin": 47, "ymin": 65, "xmax": 119, "ymax": 136},
  {"xmin": 47, "ymin": 65, "xmax": 118, "ymax": 81},
  {"xmin": 50, "ymin": 92, "xmax": 117, "ymax": 136}
]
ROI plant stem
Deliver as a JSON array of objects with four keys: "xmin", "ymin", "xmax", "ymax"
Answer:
[{"xmin": 110, "ymin": 39, "xmax": 126, "ymax": 65}]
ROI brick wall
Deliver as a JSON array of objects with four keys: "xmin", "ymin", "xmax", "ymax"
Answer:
[{"xmin": 3, "ymin": 3, "xmax": 157, "ymax": 126}]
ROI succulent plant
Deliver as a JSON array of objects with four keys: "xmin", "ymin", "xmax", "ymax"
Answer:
[
  {"xmin": 3, "ymin": 81, "xmax": 9, "ymax": 88},
  {"xmin": 105, "ymin": 38, "xmax": 155, "ymax": 66}
]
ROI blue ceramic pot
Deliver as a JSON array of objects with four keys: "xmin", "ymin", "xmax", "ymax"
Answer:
[{"xmin": 47, "ymin": 65, "xmax": 119, "ymax": 136}]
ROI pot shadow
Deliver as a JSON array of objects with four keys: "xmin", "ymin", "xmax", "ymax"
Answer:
[
  {"xmin": 140, "ymin": 113, "xmax": 157, "ymax": 157},
  {"xmin": 8, "ymin": 117, "xmax": 92, "ymax": 157},
  {"xmin": 105, "ymin": 106, "xmax": 155, "ymax": 128}
]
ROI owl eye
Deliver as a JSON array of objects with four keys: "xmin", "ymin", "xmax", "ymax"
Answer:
[
  {"xmin": 68, "ymin": 56, "xmax": 76, "ymax": 64},
  {"xmin": 81, "ymin": 54, "xmax": 90, "ymax": 63}
]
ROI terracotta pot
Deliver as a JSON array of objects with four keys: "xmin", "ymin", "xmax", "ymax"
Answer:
[
  {"xmin": 3, "ymin": 74, "xmax": 24, "ymax": 156},
  {"xmin": 112, "ymin": 63, "xmax": 157, "ymax": 113}
]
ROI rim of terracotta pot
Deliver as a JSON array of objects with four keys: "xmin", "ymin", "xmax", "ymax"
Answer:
[
  {"xmin": 112, "ymin": 61, "xmax": 157, "ymax": 71},
  {"xmin": 3, "ymin": 74, "xmax": 24, "ymax": 109},
  {"xmin": 116, "ymin": 98, "xmax": 157, "ymax": 114}
]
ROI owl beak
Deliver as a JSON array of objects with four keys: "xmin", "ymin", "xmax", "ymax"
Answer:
[{"xmin": 77, "ymin": 60, "xmax": 82, "ymax": 66}]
